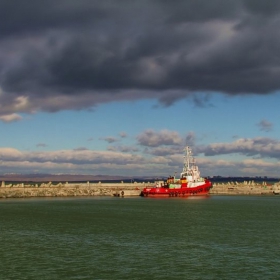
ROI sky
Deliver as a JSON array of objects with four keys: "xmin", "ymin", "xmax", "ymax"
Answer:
[{"xmin": 1, "ymin": 0, "xmax": 280, "ymax": 178}]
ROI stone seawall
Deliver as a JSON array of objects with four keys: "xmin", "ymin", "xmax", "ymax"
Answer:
[
  {"xmin": 0, "ymin": 181, "xmax": 147, "ymax": 198},
  {"xmin": 210, "ymin": 181, "xmax": 280, "ymax": 195},
  {"xmin": 1, "ymin": 180, "xmax": 280, "ymax": 198}
]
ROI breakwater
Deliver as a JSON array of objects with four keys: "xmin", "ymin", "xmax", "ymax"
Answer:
[
  {"xmin": 0, "ymin": 181, "xmax": 147, "ymax": 198},
  {"xmin": 211, "ymin": 180, "xmax": 280, "ymax": 195},
  {"xmin": 1, "ymin": 180, "xmax": 280, "ymax": 198}
]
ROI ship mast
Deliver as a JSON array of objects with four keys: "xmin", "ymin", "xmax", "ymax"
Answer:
[
  {"xmin": 181, "ymin": 145, "xmax": 201, "ymax": 181},
  {"xmin": 182, "ymin": 146, "xmax": 192, "ymax": 173}
]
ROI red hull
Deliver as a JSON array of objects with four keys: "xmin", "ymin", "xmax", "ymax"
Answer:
[{"xmin": 141, "ymin": 180, "xmax": 212, "ymax": 197}]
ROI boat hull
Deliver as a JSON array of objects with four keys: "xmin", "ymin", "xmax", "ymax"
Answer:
[{"xmin": 141, "ymin": 181, "xmax": 212, "ymax": 197}]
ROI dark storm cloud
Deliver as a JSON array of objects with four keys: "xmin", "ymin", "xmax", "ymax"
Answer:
[
  {"xmin": 158, "ymin": 0, "xmax": 240, "ymax": 23},
  {"xmin": 1, "ymin": 0, "xmax": 280, "ymax": 116},
  {"xmin": 243, "ymin": 0, "xmax": 280, "ymax": 16},
  {"xmin": 0, "ymin": 0, "xmax": 108, "ymax": 37}
]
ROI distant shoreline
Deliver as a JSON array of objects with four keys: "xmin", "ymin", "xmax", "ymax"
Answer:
[{"xmin": 0, "ymin": 174, "xmax": 279, "ymax": 184}]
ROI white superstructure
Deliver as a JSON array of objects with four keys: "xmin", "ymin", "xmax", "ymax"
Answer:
[{"xmin": 181, "ymin": 146, "xmax": 205, "ymax": 187}]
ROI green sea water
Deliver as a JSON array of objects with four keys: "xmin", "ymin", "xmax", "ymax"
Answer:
[{"xmin": 1, "ymin": 196, "xmax": 280, "ymax": 280}]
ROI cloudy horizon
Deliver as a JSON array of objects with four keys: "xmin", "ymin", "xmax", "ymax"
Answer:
[{"xmin": 1, "ymin": 0, "xmax": 280, "ymax": 177}]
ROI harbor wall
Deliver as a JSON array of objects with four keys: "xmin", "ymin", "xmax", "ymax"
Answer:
[
  {"xmin": 1, "ymin": 180, "xmax": 280, "ymax": 198},
  {"xmin": 210, "ymin": 181, "xmax": 280, "ymax": 195},
  {"xmin": 0, "ymin": 181, "xmax": 147, "ymax": 198}
]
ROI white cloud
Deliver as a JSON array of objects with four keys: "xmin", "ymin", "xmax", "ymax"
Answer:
[
  {"xmin": 137, "ymin": 129, "xmax": 183, "ymax": 147},
  {"xmin": 198, "ymin": 137, "xmax": 280, "ymax": 159},
  {"xmin": 0, "ymin": 141, "xmax": 279, "ymax": 177},
  {"xmin": 0, "ymin": 113, "xmax": 23, "ymax": 122}
]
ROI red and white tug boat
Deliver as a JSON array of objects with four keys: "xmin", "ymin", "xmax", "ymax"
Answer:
[{"xmin": 141, "ymin": 146, "xmax": 212, "ymax": 197}]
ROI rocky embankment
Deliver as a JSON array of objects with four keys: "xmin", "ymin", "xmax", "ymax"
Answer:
[
  {"xmin": 0, "ymin": 181, "xmax": 147, "ymax": 198},
  {"xmin": 210, "ymin": 180, "xmax": 280, "ymax": 195},
  {"xmin": 1, "ymin": 180, "xmax": 280, "ymax": 198}
]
